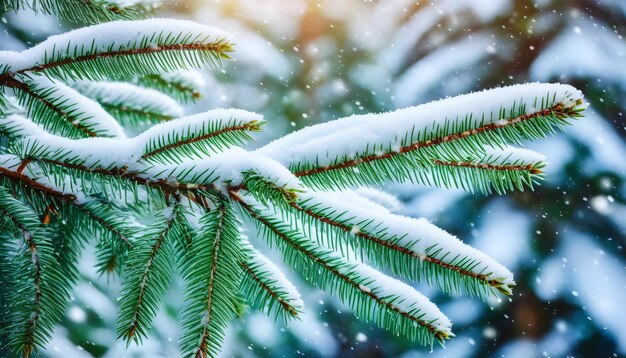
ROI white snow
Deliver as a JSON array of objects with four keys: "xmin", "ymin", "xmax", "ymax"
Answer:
[
  {"xmin": 347, "ymin": 261, "xmax": 452, "ymax": 334},
  {"xmin": 137, "ymin": 108, "xmax": 260, "ymax": 157},
  {"xmin": 15, "ymin": 108, "xmax": 262, "ymax": 169},
  {"xmin": 258, "ymin": 83, "xmax": 582, "ymax": 170},
  {"xmin": 230, "ymin": 32, "xmax": 292, "ymax": 80},
  {"xmin": 472, "ymin": 199, "xmax": 531, "ymax": 270},
  {"xmin": 561, "ymin": 232, "xmax": 626, "ymax": 353},
  {"xmin": 353, "ymin": 187, "xmax": 403, "ymax": 213},
  {"xmin": 157, "ymin": 70, "xmax": 206, "ymax": 91},
  {"xmin": 27, "ymin": 76, "xmax": 127, "ymax": 138},
  {"xmin": 8, "ymin": 108, "xmax": 297, "ymax": 192},
  {"xmin": 288, "ymin": 310, "xmax": 339, "ymax": 357},
  {"xmin": 71, "ymin": 81, "xmax": 184, "ymax": 120},
  {"xmin": 0, "ymin": 154, "xmax": 24, "ymax": 170},
  {"xmin": 481, "ymin": 146, "xmax": 546, "ymax": 165},
  {"xmin": 565, "ymin": 110, "xmax": 626, "ymax": 174},
  {"xmin": 1, "ymin": 113, "xmax": 50, "ymax": 138},
  {"xmin": 19, "ymin": 134, "xmax": 140, "ymax": 169},
  {"xmin": 246, "ymin": 245, "xmax": 304, "ymax": 310},
  {"xmin": 110, "ymin": 0, "xmax": 161, "ymax": 7},
  {"xmin": 0, "ymin": 19, "xmax": 231, "ymax": 74},
  {"xmin": 298, "ymin": 190, "xmax": 515, "ymax": 287},
  {"xmin": 392, "ymin": 34, "xmax": 493, "ymax": 106},
  {"xmin": 246, "ymin": 313, "xmax": 279, "ymax": 346},
  {"xmin": 530, "ymin": 21, "xmax": 626, "ymax": 88},
  {"xmin": 143, "ymin": 147, "xmax": 301, "ymax": 191}
]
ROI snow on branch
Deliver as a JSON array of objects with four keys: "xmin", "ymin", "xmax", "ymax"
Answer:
[
  {"xmin": 240, "ymin": 243, "xmax": 304, "ymax": 322},
  {"xmin": 138, "ymin": 109, "xmax": 264, "ymax": 164},
  {"xmin": 0, "ymin": 19, "xmax": 232, "ymax": 82},
  {"xmin": 4, "ymin": 117, "xmax": 298, "ymax": 202},
  {"xmin": 257, "ymin": 83, "xmax": 586, "ymax": 191},
  {"xmin": 2, "ymin": 0, "xmax": 138, "ymax": 24},
  {"xmin": 287, "ymin": 190, "xmax": 515, "ymax": 296},
  {"xmin": 71, "ymin": 80, "xmax": 184, "ymax": 132},
  {"xmin": 0, "ymin": 17, "xmax": 588, "ymax": 355},
  {"xmin": 13, "ymin": 75, "xmax": 126, "ymax": 138},
  {"xmin": 8, "ymin": 108, "xmax": 263, "ymax": 168},
  {"xmin": 0, "ymin": 114, "xmax": 49, "ymax": 140},
  {"xmin": 427, "ymin": 146, "xmax": 547, "ymax": 193},
  {"xmin": 232, "ymin": 193, "xmax": 452, "ymax": 346},
  {"xmin": 143, "ymin": 147, "xmax": 301, "ymax": 192},
  {"xmin": 136, "ymin": 70, "xmax": 205, "ymax": 103},
  {"xmin": 0, "ymin": 154, "xmax": 136, "ymax": 251}
]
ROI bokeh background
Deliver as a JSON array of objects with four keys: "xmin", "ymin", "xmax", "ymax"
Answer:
[{"xmin": 1, "ymin": 0, "xmax": 625, "ymax": 357}]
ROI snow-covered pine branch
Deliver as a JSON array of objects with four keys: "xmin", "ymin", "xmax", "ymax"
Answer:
[
  {"xmin": 70, "ymin": 81, "xmax": 184, "ymax": 133},
  {"xmin": 289, "ymin": 190, "xmax": 514, "ymax": 295},
  {"xmin": 240, "ymin": 242, "xmax": 304, "ymax": 323},
  {"xmin": 0, "ymin": 7, "xmax": 587, "ymax": 358},
  {"xmin": 135, "ymin": 70, "xmax": 206, "ymax": 103},
  {"xmin": 14, "ymin": 75, "xmax": 126, "ymax": 138},
  {"xmin": 258, "ymin": 83, "xmax": 586, "ymax": 193},
  {"xmin": 231, "ymin": 193, "xmax": 453, "ymax": 345},
  {"xmin": 0, "ymin": 18, "xmax": 231, "ymax": 84},
  {"xmin": 1, "ymin": 0, "xmax": 139, "ymax": 24}
]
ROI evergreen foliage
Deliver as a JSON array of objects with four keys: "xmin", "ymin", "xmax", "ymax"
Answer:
[{"xmin": 0, "ymin": 3, "xmax": 586, "ymax": 358}]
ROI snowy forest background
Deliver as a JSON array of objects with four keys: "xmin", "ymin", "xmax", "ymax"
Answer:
[{"xmin": 1, "ymin": 0, "xmax": 624, "ymax": 357}]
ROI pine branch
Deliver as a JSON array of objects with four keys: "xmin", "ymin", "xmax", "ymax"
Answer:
[
  {"xmin": 14, "ymin": 232, "xmax": 43, "ymax": 357},
  {"xmin": 232, "ymin": 176, "xmax": 513, "ymax": 296},
  {"xmin": 2, "ymin": 0, "xmax": 138, "ymax": 24},
  {"xmin": 390, "ymin": 146, "xmax": 547, "ymax": 194},
  {"xmin": 240, "ymin": 243, "xmax": 303, "ymax": 323},
  {"xmin": 71, "ymin": 81, "xmax": 184, "ymax": 132},
  {"xmin": 139, "ymin": 111, "xmax": 264, "ymax": 164},
  {"xmin": 117, "ymin": 205, "xmax": 184, "ymax": 343},
  {"xmin": 0, "ymin": 158, "xmax": 77, "ymax": 204},
  {"xmin": 1, "ymin": 218, "xmax": 78, "ymax": 357},
  {"xmin": 0, "ymin": 188, "xmax": 43, "ymax": 233},
  {"xmin": 0, "ymin": 90, "xmax": 8, "ymax": 112},
  {"xmin": 285, "ymin": 196, "xmax": 513, "ymax": 296},
  {"xmin": 232, "ymin": 192, "xmax": 452, "ymax": 345},
  {"xmin": 258, "ymin": 85, "xmax": 585, "ymax": 191},
  {"xmin": 179, "ymin": 200, "xmax": 243, "ymax": 358},
  {"xmin": 12, "ymin": 75, "xmax": 125, "ymax": 138},
  {"xmin": 4, "ymin": 110, "xmax": 265, "ymax": 205},
  {"xmin": 290, "ymin": 101, "xmax": 574, "ymax": 190},
  {"xmin": 0, "ymin": 19, "xmax": 232, "ymax": 83},
  {"xmin": 0, "ymin": 19, "xmax": 589, "ymax": 356},
  {"xmin": 136, "ymin": 71, "xmax": 205, "ymax": 104},
  {"xmin": 0, "ymin": 156, "xmax": 135, "ymax": 252}
]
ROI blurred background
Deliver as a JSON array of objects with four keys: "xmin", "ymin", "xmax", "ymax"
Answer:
[{"xmin": 1, "ymin": 0, "xmax": 625, "ymax": 357}]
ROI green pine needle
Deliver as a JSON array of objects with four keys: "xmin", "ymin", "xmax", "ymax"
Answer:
[
  {"xmin": 117, "ymin": 205, "xmax": 185, "ymax": 344},
  {"xmin": 179, "ymin": 200, "xmax": 243, "ymax": 358},
  {"xmin": 291, "ymin": 96, "xmax": 585, "ymax": 192},
  {"xmin": 2, "ymin": 0, "xmax": 138, "ymax": 24},
  {"xmin": 235, "ymin": 196, "xmax": 451, "ymax": 346}
]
